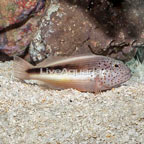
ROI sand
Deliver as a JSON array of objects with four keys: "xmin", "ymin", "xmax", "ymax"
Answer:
[{"xmin": 0, "ymin": 60, "xmax": 144, "ymax": 144}]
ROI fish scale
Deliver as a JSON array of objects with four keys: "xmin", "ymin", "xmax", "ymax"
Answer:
[{"xmin": 13, "ymin": 54, "xmax": 131, "ymax": 93}]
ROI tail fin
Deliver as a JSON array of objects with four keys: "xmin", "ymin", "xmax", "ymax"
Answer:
[{"xmin": 13, "ymin": 56, "xmax": 33, "ymax": 80}]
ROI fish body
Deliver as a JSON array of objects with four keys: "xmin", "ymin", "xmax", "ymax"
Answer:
[{"xmin": 13, "ymin": 54, "xmax": 131, "ymax": 93}]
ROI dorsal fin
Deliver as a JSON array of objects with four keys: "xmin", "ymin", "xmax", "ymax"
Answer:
[
  {"xmin": 35, "ymin": 54, "xmax": 108, "ymax": 69},
  {"xmin": 36, "ymin": 56, "xmax": 68, "ymax": 67}
]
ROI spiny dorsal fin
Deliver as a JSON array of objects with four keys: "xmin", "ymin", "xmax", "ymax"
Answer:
[
  {"xmin": 36, "ymin": 56, "xmax": 68, "ymax": 67},
  {"xmin": 35, "ymin": 54, "xmax": 107, "ymax": 69}
]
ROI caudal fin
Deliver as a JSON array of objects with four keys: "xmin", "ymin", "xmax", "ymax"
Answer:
[{"xmin": 13, "ymin": 56, "xmax": 33, "ymax": 80}]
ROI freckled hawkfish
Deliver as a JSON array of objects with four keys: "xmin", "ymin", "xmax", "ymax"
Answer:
[{"xmin": 13, "ymin": 54, "xmax": 131, "ymax": 93}]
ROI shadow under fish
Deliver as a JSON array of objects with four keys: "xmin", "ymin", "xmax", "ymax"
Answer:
[{"xmin": 13, "ymin": 54, "xmax": 131, "ymax": 93}]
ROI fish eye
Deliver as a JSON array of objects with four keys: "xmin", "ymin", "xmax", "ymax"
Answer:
[{"xmin": 114, "ymin": 64, "xmax": 119, "ymax": 67}]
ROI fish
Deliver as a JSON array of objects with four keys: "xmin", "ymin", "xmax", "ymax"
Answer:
[{"xmin": 13, "ymin": 54, "xmax": 131, "ymax": 93}]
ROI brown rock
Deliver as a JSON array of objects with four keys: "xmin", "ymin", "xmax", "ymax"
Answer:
[{"xmin": 30, "ymin": 0, "xmax": 144, "ymax": 62}]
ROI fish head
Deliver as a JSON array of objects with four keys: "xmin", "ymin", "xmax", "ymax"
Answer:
[{"xmin": 98, "ymin": 58, "xmax": 131, "ymax": 89}]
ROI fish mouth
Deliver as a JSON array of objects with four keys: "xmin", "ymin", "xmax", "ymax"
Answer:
[
  {"xmin": 114, "ymin": 73, "xmax": 131, "ymax": 88},
  {"xmin": 120, "ymin": 72, "xmax": 132, "ymax": 84},
  {"xmin": 112, "ymin": 70, "xmax": 131, "ymax": 89},
  {"xmin": 126, "ymin": 70, "xmax": 132, "ymax": 78},
  {"xmin": 124, "ymin": 67, "xmax": 132, "ymax": 79}
]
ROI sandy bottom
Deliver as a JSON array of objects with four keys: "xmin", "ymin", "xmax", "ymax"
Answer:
[{"xmin": 0, "ymin": 60, "xmax": 144, "ymax": 144}]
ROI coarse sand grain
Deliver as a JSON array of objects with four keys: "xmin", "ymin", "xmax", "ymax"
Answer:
[{"xmin": 0, "ymin": 60, "xmax": 144, "ymax": 144}]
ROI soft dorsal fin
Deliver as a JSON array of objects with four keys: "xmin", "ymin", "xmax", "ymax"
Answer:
[{"xmin": 35, "ymin": 54, "xmax": 108, "ymax": 69}]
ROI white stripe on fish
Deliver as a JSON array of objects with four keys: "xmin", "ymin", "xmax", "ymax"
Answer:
[{"xmin": 13, "ymin": 54, "xmax": 131, "ymax": 93}]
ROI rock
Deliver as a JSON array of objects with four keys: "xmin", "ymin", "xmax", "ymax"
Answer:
[
  {"xmin": 30, "ymin": 0, "xmax": 144, "ymax": 63},
  {"xmin": 0, "ymin": 0, "xmax": 47, "ymax": 57}
]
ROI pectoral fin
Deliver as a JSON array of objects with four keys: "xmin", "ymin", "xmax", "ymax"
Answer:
[{"xmin": 94, "ymin": 76, "xmax": 103, "ymax": 94}]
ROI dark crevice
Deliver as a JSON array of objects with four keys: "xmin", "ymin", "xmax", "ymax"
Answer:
[
  {"xmin": 107, "ymin": 0, "xmax": 125, "ymax": 7},
  {"xmin": 0, "ymin": 16, "xmax": 33, "ymax": 34},
  {"xmin": 0, "ymin": 52, "xmax": 13, "ymax": 62}
]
